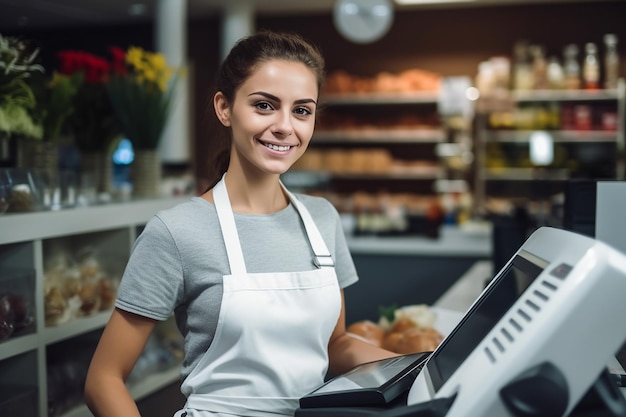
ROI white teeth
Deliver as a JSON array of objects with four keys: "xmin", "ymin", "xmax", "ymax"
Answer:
[{"xmin": 264, "ymin": 142, "xmax": 291, "ymax": 152}]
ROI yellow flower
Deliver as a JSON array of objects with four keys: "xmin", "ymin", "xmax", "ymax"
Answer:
[
  {"xmin": 126, "ymin": 46, "xmax": 144, "ymax": 70},
  {"xmin": 149, "ymin": 53, "xmax": 167, "ymax": 71},
  {"xmin": 143, "ymin": 67, "xmax": 157, "ymax": 83}
]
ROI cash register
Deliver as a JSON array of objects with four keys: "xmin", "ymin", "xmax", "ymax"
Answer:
[{"xmin": 296, "ymin": 227, "xmax": 626, "ymax": 417}]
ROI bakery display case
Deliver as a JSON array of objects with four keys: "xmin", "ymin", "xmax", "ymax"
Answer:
[{"xmin": 0, "ymin": 196, "xmax": 188, "ymax": 417}]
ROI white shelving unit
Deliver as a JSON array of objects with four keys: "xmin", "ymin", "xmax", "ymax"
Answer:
[{"xmin": 0, "ymin": 196, "xmax": 189, "ymax": 417}]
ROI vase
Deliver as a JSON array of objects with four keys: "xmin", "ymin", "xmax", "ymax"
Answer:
[
  {"xmin": 132, "ymin": 149, "xmax": 162, "ymax": 199},
  {"xmin": 81, "ymin": 150, "xmax": 113, "ymax": 196},
  {"xmin": 0, "ymin": 133, "xmax": 17, "ymax": 168},
  {"xmin": 26, "ymin": 139, "xmax": 59, "ymax": 182}
]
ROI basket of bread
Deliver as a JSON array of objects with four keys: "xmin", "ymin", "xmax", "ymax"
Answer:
[{"xmin": 347, "ymin": 304, "xmax": 444, "ymax": 354}]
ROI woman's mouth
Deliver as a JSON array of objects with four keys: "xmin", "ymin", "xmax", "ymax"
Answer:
[{"xmin": 258, "ymin": 139, "xmax": 293, "ymax": 152}]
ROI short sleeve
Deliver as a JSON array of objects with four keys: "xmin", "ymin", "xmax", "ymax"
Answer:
[{"xmin": 115, "ymin": 215, "xmax": 184, "ymax": 321}]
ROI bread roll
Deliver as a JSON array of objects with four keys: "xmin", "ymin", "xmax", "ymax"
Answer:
[
  {"xmin": 381, "ymin": 331, "xmax": 404, "ymax": 352},
  {"xmin": 385, "ymin": 327, "xmax": 444, "ymax": 354},
  {"xmin": 389, "ymin": 316, "xmax": 418, "ymax": 334},
  {"xmin": 347, "ymin": 320, "xmax": 385, "ymax": 347}
]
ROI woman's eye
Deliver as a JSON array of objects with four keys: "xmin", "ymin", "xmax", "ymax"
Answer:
[
  {"xmin": 294, "ymin": 107, "xmax": 312, "ymax": 116},
  {"xmin": 255, "ymin": 101, "xmax": 274, "ymax": 111}
]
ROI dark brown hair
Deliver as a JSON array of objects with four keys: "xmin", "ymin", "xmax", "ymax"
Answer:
[{"xmin": 206, "ymin": 30, "xmax": 326, "ymax": 189}]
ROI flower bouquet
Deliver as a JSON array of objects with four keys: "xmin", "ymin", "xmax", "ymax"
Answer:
[
  {"xmin": 106, "ymin": 46, "xmax": 178, "ymax": 198},
  {"xmin": 57, "ymin": 50, "xmax": 120, "ymax": 153},
  {"xmin": 55, "ymin": 49, "xmax": 123, "ymax": 197},
  {"xmin": 32, "ymin": 71, "xmax": 82, "ymax": 143},
  {"xmin": 0, "ymin": 34, "xmax": 44, "ymax": 143},
  {"xmin": 106, "ymin": 46, "xmax": 177, "ymax": 151}
]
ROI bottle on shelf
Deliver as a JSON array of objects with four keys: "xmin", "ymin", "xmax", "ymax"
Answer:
[
  {"xmin": 563, "ymin": 44, "xmax": 581, "ymax": 90},
  {"xmin": 547, "ymin": 56, "xmax": 565, "ymax": 89},
  {"xmin": 583, "ymin": 42, "xmax": 600, "ymax": 90},
  {"xmin": 512, "ymin": 41, "xmax": 534, "ymax": 91},
  {"xmin": 531, "ymin": 45, "xmax": 548, "ymax": 90},
  {"xmin": 604, "ymin": 34, "xmax": 620, "ymax": 90}
]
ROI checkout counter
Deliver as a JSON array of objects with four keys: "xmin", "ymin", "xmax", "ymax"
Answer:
[{"xmin": 345, "ymin": 224, "xmax": 492, "ymax": 325}]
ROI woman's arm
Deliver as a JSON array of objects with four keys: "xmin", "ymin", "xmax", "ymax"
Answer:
[
  {"xmin": 327, "ymin": 291, "xmax": 400, "ymax": 375},
  {"xmin": 84, "ymin": 308, "xmax": 158, "ymax": 417}
]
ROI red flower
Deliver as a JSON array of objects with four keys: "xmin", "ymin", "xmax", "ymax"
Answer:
[
  {"xmin": 57, "ymin": 50, "xmax": 111, "ymax": 83},
  {"xmin": 109, "ymin": 46, "xmax": 127, "ymax": 76}
]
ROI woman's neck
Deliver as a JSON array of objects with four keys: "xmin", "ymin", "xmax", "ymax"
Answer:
[{"xmin": 221, "ymin": 170, "xmax": 289, "ymax": 214}]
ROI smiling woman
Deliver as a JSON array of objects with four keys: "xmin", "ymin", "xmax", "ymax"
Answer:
[
  {"xmin": 213, "ymin": 59, "xmax": 318, "ymax": 190},
  {"xmin": 84, "ymin": 30, "xmax": 399, "ymax": 417}
]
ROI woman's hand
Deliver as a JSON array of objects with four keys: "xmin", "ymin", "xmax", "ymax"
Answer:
[{"xmin": 327, "ymin": 291, "xmax": 400, "ymax": 375}]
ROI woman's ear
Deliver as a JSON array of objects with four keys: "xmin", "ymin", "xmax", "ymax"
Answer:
[{"xmin": 214, "ymin": 91, "xmax": 231, "ymax": 127}]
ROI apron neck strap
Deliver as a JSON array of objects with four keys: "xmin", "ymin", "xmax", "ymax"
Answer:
[
  {"xmin": 214, "ymin": 174, "xmax": 335, "ymax": 274},
  {"xmin": 213, "ymin": 174, "xmax": 247, "ymax": 275},
  {"xmin": 280, "ymin": 182, "xmax": 335, "ymax": 268}
]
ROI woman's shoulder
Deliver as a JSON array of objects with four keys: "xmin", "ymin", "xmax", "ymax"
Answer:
[
  {"xmin": 292, "ymin": 192, "xmax": 339, "ymax": 217},
  {"xmin": 148, "ymin": 196, "xmax": 217, "ymax": 231},
  {"xmin": 156, "ymin": 196, "xmax": 213, "ymax": 216}
]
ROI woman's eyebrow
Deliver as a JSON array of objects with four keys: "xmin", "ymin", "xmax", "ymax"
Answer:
[
  {"xmin": 248, "ymin": 91, "xmax": 317, "ymax": 105},
  {"xmin": 295, "ymin": 98, "xmax": 317, "ymax": 106}
]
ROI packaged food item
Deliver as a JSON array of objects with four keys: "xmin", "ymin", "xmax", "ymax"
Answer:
[
  {"xmin": 0, "ymin": 269, "xmax": 35, "ymax": 341},
  {"xmin": 604, "ymin": 34, "xmax": 619, "ymax": 89},
  {"xmin": 43, "ymin": 244, "xmax": 119, "ymax": 326},
  {"xmin": 574, "ymin": 105, "xmax": 593, "ymax": 130},
  {"xmin": 583, "ymin": 42, "xmax": 600, "ymax": 90},
  {"xmin": 547, "ymin": 56, "xmax": 565, "ymax": 89},
  {"xmin": 512, "ymin": 41, "xmax": 534, "ymax": 91},
  {"xmin": 563, "ymin": 44, "xmax": 581, "ymax": 90},
  {"xmin": 531, "ymin": 45, "xmax": 548, "ymax": 90}
]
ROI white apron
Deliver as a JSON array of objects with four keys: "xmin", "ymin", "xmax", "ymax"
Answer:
[{"xmin": 176, "ymin": 175, "xmax": 341, "ymax": 417}]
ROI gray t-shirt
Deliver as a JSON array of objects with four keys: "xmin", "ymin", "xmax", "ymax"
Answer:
[{"xmin": 115, "ymin": 194, "xmax": 358, "ymax": 378}]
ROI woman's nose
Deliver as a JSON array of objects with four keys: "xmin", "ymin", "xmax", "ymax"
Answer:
[{"xmin": 272, "ymin": 111, "xmax": 294, "ymax": 137}]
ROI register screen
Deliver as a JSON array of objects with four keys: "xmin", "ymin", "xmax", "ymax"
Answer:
[{"xmin": 428, "ymin": 254, "xmax": 544, "ymax": 392}]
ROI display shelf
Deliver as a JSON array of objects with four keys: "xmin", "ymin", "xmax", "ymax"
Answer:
[
  {"xmin": 0, "ymin": 196, "xmax": 190, "ymax": 417},
  {"xmin": 474, "ymin": 79, "xmax": 626, "ymax": 212},
  {"xmin": 42, "ymin": 310, "xmax": 112, "ymax": 345},
  {"xmin": 484, "ymin": 129, "xmax": 618, "ymax": 143},
  {"xmin": 128, "ymin": 365, "xmax": 181, "ymax": 400},
  {"xmin": 321, "ymin": 91, "xmax": 439, "ymax": 105},
  {"xmin": 330, "ymin": 169, "xmax": 444, "ymax": 181},
  {"xmin": 0, "ymin": 334, "xmax": 38, "ymax": 361},
  {"xmin": 512, "ymin": 88, "xmax": 621, "ymax": 102},
  {"xmin": 300, "ymin": 89, "xmax": 456, "ymax": 223},
  {"xmin": 0, "ymin": 197, "xmax": 190, "ymax": 245},
  {"xmin": 313, "ymin": 128, "xmax": 445, "ymax": 143},
  {"xmin": 483, "ymin": 167, "xmax": 570, "ymax": 181},
  {"xmin": 60, "ymin": 404, "xmax": 92, "ymax": 417},
  {"xmin": 60, "ymin": 366, "xmax": 182, "ymax": 417}
]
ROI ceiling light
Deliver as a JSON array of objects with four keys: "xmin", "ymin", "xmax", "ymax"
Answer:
[
  {"xmin": 395, "ymin": 0, "xmax": 474, "ymax": 5},
  {"xmin": 128, "ymin": 3, "xmax": 147, "ymax": 16}
]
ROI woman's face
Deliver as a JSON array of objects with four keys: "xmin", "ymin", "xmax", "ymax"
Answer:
[{"xmin": 215, "ymin": 59, "xmax": 318, "ymax": 177}]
